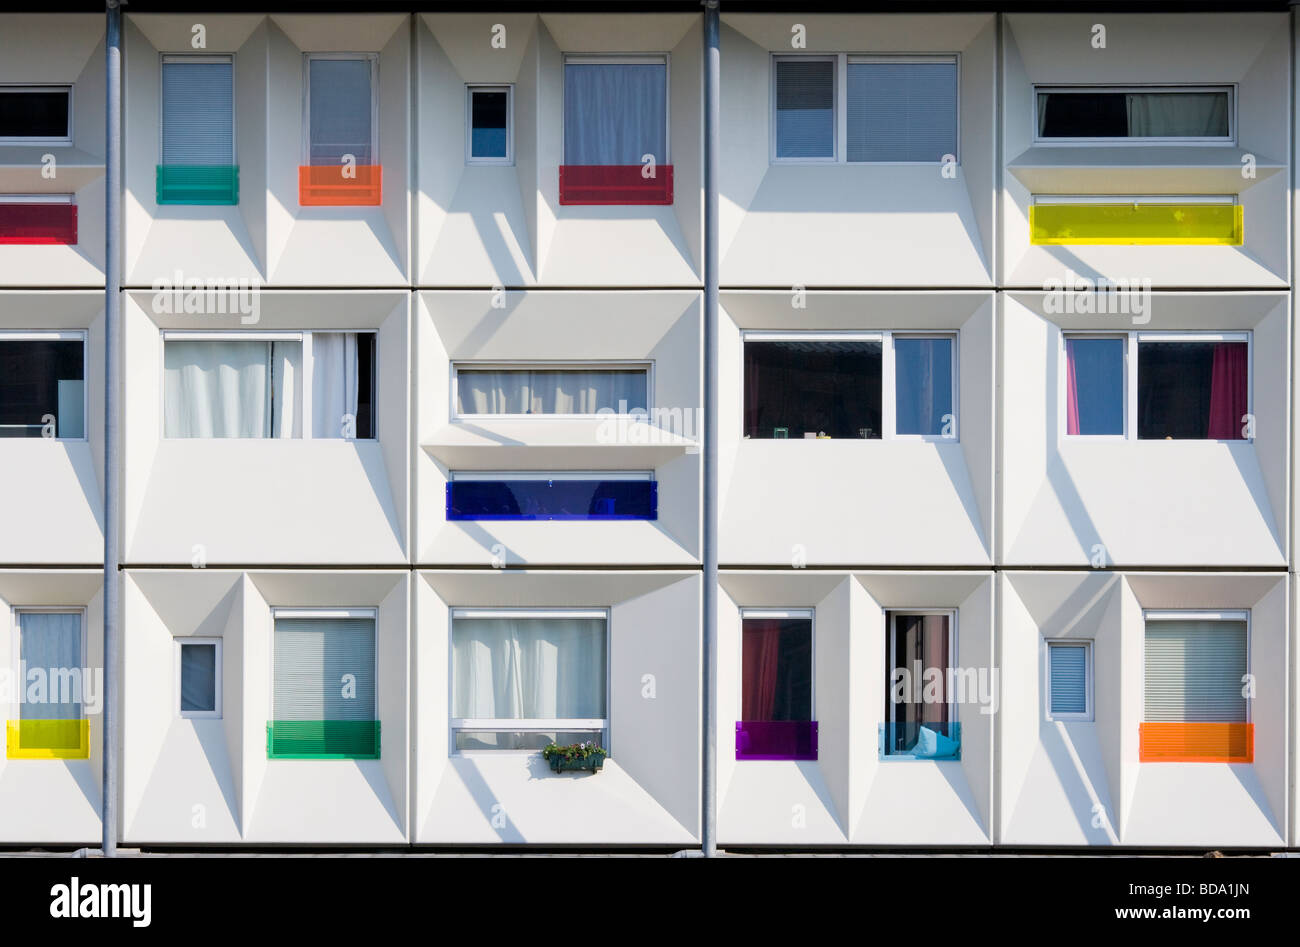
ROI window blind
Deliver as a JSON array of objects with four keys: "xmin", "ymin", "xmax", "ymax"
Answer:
[
  {"xmin": 1048, "ymin": 642, "xmax": 1088, "ymax": 715},
  {"xmin": 180, "ymin": 642, "xmax": 217, "ymax": 714},
  {"xmin": 161, "ymin": 59, "xmax": 234, "ymax": 165},
  {"xmin": 19, "ymin": 612, "xmax": 82, "ymax": 721},
  {"xmin": 1144, "ymin": 620, "xmax": 1247, "ymax": 722},
  {"xmin": 308, "ymin": 58, "xmax": 373, "ymax": 166},
  {"xmin": 563, "ymin": 62, "xmax": 667, "ymax": 166},
  {"xmin": 273, "ymin": 617, "xmax": 376, "ymax": 722},
  {"xmin": 847, "ymin": 61, "xmax": 957, "ymax": 162},
  {"xmin": 775, "ymin": 59, "xmax": 834, "ymax": 158}
]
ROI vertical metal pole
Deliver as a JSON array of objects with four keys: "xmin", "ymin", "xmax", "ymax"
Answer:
[
  {"xmin": 701, "ymin": 0, "xmax": 720, "ymax": 858},
  {"xmin": 103, "ymin": 0, "xmax": 121, "ymax": 859}
]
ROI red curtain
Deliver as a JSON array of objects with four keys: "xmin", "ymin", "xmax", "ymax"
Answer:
[
  {"xmin": 1206, "ymin": 342, "xmax": 1248, "ymax": 440},
  {"xmin": 742, "ymin": 619, "xmax": 782, "ymax": 720},
  {"xmin": 1065, "ymin": 339, "xmax": 1081, "ymax": 436}
]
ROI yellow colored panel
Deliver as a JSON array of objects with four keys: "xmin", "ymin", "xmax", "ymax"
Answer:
[
  {"xmin": 1030, "ymin": 202, "xmax": 1243, "ymax": 245},
  {"xmin": 6, "ymin": 719, "xmax": 90, "ymax": 759}
]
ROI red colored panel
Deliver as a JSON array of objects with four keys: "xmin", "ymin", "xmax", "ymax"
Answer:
[
  {"xmin": 298, "ymin": 165, "xmax": 382, "ymax": 206},
  {"xmin": 0, "ymin": 202, "xmax": 77, "ymax": 245},
  {"xmin": 1139, "ymin": 722, "xmax": 1253, "ymax": 763},
  {"xmin": 559, "ymin": 165, "xmax": 673, "ymax": 205}
]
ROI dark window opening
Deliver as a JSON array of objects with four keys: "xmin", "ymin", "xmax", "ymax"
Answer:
[
  {"xmin": 744, "ymin": 339, "xmax": 881, "ymax": 439},
  {"xmin": 0, "ymin": 89, "xmax": 70, "ymax": 140},
  {"xmin": 1138, "ymin": 341, "xmax": 1247, "ymax": 440},
  {"xmin": 0, "ymin": 339, "xmax": 84, "ymax": 438}
]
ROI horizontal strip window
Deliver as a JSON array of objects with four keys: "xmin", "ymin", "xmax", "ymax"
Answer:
[
  {"xmin": 1030, "ymin": 195, "xmax": 1241, "ymax": 246},
  {"xmin": 0, "ymin": 85, "xmax": 72, "ymax": 144},
  {"xmin": 453, "ymin": 363, "xmax": 651, "ymax": 418},
  {"xmin": 1035, "ymin": 86, "xmax": 1234, "ymax": 143},
  {"xmin": 446, "ymin": 472, "xmax": 657, "ymax": 520},
  {"xmin": 0, "ymin": 332, "xmax": 86, "ymax": 439}
]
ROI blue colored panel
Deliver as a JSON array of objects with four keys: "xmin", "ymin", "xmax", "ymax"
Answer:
[{"xmin": 447, "ymin": 479, "xmax": 657, "ymax": 521}]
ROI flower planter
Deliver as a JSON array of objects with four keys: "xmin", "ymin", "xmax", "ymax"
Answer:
[{"xmin": 547, "ymin": 753, "xmax": 605, "ymax": 774}]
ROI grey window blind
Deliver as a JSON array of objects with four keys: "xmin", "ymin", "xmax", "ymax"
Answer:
[
  {"xmin": 775, "ymin": 59, "xmax": 834, "ymax": 158},
  {"xmin": 19, "ymin": 612, "xmax": 82, "ymax": 720},
  {"xmin": 1144, "ymin": 620, "xmax": 1247, "ymax": 722},
  {"xmin": 274, "ymin": 617, "xmax": 376, "ymax": 721},
  {"xmin": 161, "ymin": 59, "xmax": 234, "ymax": 165},
  {"xmin": 563, "ymin": 63, "xmax": 667, "ymax": 165},
  {"xmin": 1048, "ymin": 642, "xmax": 1088, "ymax": 715},
  {"xmin": 181, "ymin": 642, "xmax": 217, "ymax": 714},
  {"xmin": 847, "ymin": 61, "xmax": 957, "ymax": 162},
  {"xmin": 308, "ymin": 58, "xmax": 373, "ymax": 166}
]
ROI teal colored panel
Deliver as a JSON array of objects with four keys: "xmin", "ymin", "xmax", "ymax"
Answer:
[
  {"xmin": 266, "ymin": 720, "xmax": 380, "ymax": 759},
  {"xmin": 156, "ymin": 165, "xmax": 239, "ymax": 205}
]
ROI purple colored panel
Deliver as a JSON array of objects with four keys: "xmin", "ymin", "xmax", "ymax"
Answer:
[{"xmin": 735, "ymin": 720, "xmax": 818, "ymax": 761}]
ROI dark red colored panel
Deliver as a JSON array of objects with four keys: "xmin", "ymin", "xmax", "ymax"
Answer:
[
  {"xmin": 0, "ymin": 202, "xmax": 77, "ymax": 245},
  {"xmin": 559, "ymin": 165, "xmax": 673, "ymax": 205}
]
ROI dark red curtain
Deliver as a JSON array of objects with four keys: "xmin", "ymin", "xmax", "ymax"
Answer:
[
  {"xmin": 1206, "ymin": 342, "xmax": 1248, "ymax": 440},
  {"xmin": 742, "ymin": 619, "xmax": 782, "ymax": 720}
]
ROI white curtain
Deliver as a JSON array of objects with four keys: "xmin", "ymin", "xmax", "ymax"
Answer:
[
  {"xmin": 164, "ymin": 340, "xmax": 301, "ymax": 438},
  {"xmin": 19, "ymin": 612, "xmax": 82, "ymax": 720},
  {"xmin": 563, "ymin": 63, "xmax": 667, "ymax": 165},
  {"xmin": 457, "ymin": 369, "xmax": 646, "ymax": 415},
  {"xmin": 1126, "ymin": 92, "xmax": 1228, "ymax": 137},
  {"xmin": 452, "ymin": 617, "xmax": 606, "ymax": 720},
  {"xmin": 311, "ymin": 332, "xmax": 359, "ymax": 438}
]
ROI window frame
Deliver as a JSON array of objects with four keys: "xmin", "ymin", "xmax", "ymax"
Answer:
[
  {"xmin": 175, "ymin": 636, "xmax": 223, "ymax": 720},
  {"xmin": 158, "ymin": 328, "xmax": 379, "ymax": 441},
  {"xmin": 448, "ymin": 607, "xmax": 612, "ymax": 756},
  {"xmin": 770, "ymin": 53, "xmax": 960, "ymax": 166},
  {"xmin": 1043, "ymin": 639, "xmax": 1093, "ymax": 722},
  {"xmin": 561, "ymin": 54, "xmax": 671, "ymax": 167},
  {"xmin": 741, "ymin": 329, "xmax": 960, "ymax": 442},
  {"xmin": 8, "ymin": 606, "xmax": 88, "ymax": 728},
  {"xmin": 0, "ymin": 328, "xmax": 89, "ymax": 442},
  {"xmin": 1032, "ymin": 84, "xmax": 1237, "ymax": 146},
  {"xmin": 883, "ymin": 607, "xmax": 959, "ymax": 760},
  {"xmin": 450, "ymin": 360, "xmax": 655, "ymax": 421},
  {"xmin": 301, "ymin": 52, "xmax": 379, "ymax": 167},
  {"xmin": 0, "ymin": 84, "xmax": 74, "ymax": 146},
  {"xmin": 158, "ymin": 53, "xmax": 236, "ymax": 166},
  {"xmin": 738, "ymin": 607, "xmax": 815, "ymax": 722},
  {"xmin": 1141, "ymin": 609, "xmax": 1251, "ymax": 725},
  {"xmin": 1060, "ymin": 329, "xmax": 1252, "ymax": 442},
  {"xmin": 465, "ymin": 83, "xmax": 513, "ymax": 166},
  {"xmin": 269, "ymin": 606, "xmax": 380, "ymax": 734}
]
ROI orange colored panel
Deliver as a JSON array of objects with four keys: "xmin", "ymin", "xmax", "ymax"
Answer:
[
  {"xmin": 297, "ymin": 165, "xmax": 382, "ymax": 206},
  {"xmin": 1139, "ymin": 722, "xmax": 1252, "ymax": 763}
]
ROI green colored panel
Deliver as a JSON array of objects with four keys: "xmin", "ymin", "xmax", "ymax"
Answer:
[
  {"xmin": 156, "ymin": 165, "xmax": 239, "ymax": 205},
  {"xmin": 1030, "ymin": 202, "xmax": 1242, "ymax": 245},
  {"xmin": 267, "ymin": 720, "xmax": 380, "ymax": 759}
]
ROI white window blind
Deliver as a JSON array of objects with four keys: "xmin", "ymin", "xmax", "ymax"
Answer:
[
  {"xmin": 563, "ymin": 61, "xmax": 667, "ymax": 166},
  {"xmin": 19, "ymin": 612, "xmax": 82, "ymax": 721},
  {"xmin": 1048, "ymin": 642, "xmax": 1088, "ymax": 716},
  {"xmin": 308, "ymin": 58, "xmax": 373, "ymax": 166},
  {"xmin": 775, "ymin": 59, "xmax": 834, "ymax": 158},
  {"xmin": 273, "ymin": 617, "xmax": 376, "ymax": 722},
  {"xmin": 846, "ymin": 61, "xmax": 957, "ymax": 162},
  {"xmin": 161, "ymin": 58, "xmax": 234, "ymax": 165},
  {"xmin": 1144, "ymin": 620, "xmax": 1247, "ymax": 722}
]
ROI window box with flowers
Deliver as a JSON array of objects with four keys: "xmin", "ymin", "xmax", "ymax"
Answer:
[{"xmin": 542, "ymin": 741, "xmax": 607, "ymax": 774}]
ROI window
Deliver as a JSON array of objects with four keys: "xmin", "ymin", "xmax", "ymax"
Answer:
[
  {"xmin": 162, "ymin": 331, "xmax": 377, "ymax": 439},
  {"xmin": 0, "ymin": 332, "xmax": 85, "ymax": 439},
  {"xmin": 0, "ymin": 194, "xmax": 78, "ymax": 245},
  {"xmin": 467, "ymin": 85, "xmax": 511, "ymax": 164},
  {"xmin": 736, "ymin": 610, "xmax": 816, "ymax": 760},
  {"xmin": 1036, "ymin": 86, "xmax": 1233, "ymax": 143},
  {"xmin": 451, "ymin": 609, "xmax": 608, "ymax": 752},
  {"xmin": 8, "ymin": 610, "xmax": 87, "ymax": 759},
  {"xmin": 177, "ymin": 638, "xmax": 221, "ymax": 719},
  {"xmin": 0, "ymin": 86, "xmax": 72, "ymax": 144},
  {"xmin": 159, "ymin": 56, "xmax": 237, "ymax": 204},
  {"xmin": 1063, "ymin": 332, "xmax": 1249, "ymax": 440},
  {"xmin": 453, "ymin": 363, "xmax": 649, "ymax": 417},
  {"xmin": 305, "ymin": 55, "xmax": 376, "ymax": 166},
  {"xmin": 1046, "ymin": 641, "xmax": 1091, "ymax": 720},
  {"xmin": 446, "ymin": 472, "xmax": 657, "ymax": 521},
  {"xmin": 743, "ymin": 332, "xmax": 956, "ymax": 440},
  {"xmin": 269, "ymin": 610, "xmax": 378, "ymax": 759},
  {"xmin": 1141, "ymin": 612, "xmax": 1251, "ymax": 763},
  {"xmin": 883, "ymin": 610, "xmax": 959, "ymax": 760},
  {"xmin": 774, "ymin": 56, "xmax": 957, "ymax": 163}
]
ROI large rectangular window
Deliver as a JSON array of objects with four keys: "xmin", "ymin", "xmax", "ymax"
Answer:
[
  {"xmin": 1036, "ymin": 86, "xmax": 1232, "ymax": 142},
  {"xmin": 451, "ymin": 610, "xmax": 608, "ymax": 752},
  {"xmin": 162, "ymin": 331, "xmax": 376, "ymax": 439},
  {"xmin": 269, "ymin": 611, "xmax": 378, "ymax": 759},
  {"xmin": 743, "ymin": 332, "xmax": 956, "ymax": 440},
  {"xmin": 453, "ymin": 364, "xmax": 649, "ymax": 417},
  {"xmin": 7, "ymin": 610, "xmax": 88, "ymax": 759},
  {"xmin": 446, "ymin": 472, "xmax": 657, "ymax": 521},
  {"xmin": 736, "ymin": 610, "xmax": 816, "ymax": 760},
  {"xmin": 0, "ymin": 333, "xmax": 85, "ymax": 439},
  {"xmin": 883, "ymin": 611, "xmax": 960, "ymax": 760},
  {"xmin": 0, "ymin": 86, "xmax": 72, "ymax": 144},
  {"xmin": 158, "ymin": 56, "xmax": 237, "ymax": 204}
]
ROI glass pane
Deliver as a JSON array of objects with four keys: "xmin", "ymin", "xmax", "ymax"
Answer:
[
  {"xmin": 886, "ymin": 613, "xmax": 952, "ymax": 754},
  {"xmin": 162, "ymin": 60, "xmax": 234, "ymax": 165},
  {"xmin": 847, "ymin": 61, "xmax": 957, "ymax": 162},
  {"xmin": 310, "ymin": 332, "xmax": 376, "ymax": 439},
  {"xmin": 0, "ymin": 90, "xmax": 69, "ymax": 139},
  {"xmin": 309, "ymin": 58, "xmax": 373, "ymax": 165},
  {"xmin": 1066, "ymin": 337, "xmax": 1124, "ymax": 436},
  {"xmin": 894, "ymin": 337, "xmax": 953, "ymax": 436},
  {"xmin": 1138, "ymin": 341, "xmax": 1247, "ymax": 440},
  {"xmin": 0, "ymin": 340, "xmax": 84, "ymax": 438},
  {"xmin": 563, "ymin": 63, "xmax": 666, "ymax": 165},
  {"xmin": 19, "ymin": 613, "xmax": 82, "ymax": 720},
  {"xmin": 180, "ymin": 642, "xmax": 217, "ymax": 713},
  {"xmin": 470, "ymin": 90, "xmax": 508, "ymax": 159},
  {"xmin": 447, "ymin": 479, "xmax": 656, "ymax": 520},
  {"xmin": 456, "ymin": 368, "xmax": 648, "ymax": 415},
  {"xmin": 273, "ymin": 618, "xmax": 376, "ymax": 721},
  {"xmin": 741, "ymin": 617, "xmax": 812, "ymax": 721},
  {"xmin": 775, "ymin": 59, "xmax": 834, "ymax": 158},
  {"xmin": 454, "ymin": 730, "xmax": 601, "ymax": 751},
  {"xmin": 1048, "ymin": 644, "xmax": 1088, "ymax": 715},
  {"xmin": 163, "ymin": 340, "xmax": 302, "ymax": 438},
  {"xmin": 1038, "ymin": 90, "xmax": 1230, "ymax": 139},
  {"xmin": 744, "ymin": 339, "xmax": 881, "ymax": 439},
  {"xmin": 1144, "ymin": 620, "xmax": 1247, "ymax": 722}
]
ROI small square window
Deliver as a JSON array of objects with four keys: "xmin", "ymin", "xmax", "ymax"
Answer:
[
  {"xmin": 177, "ymin": 638, "xmax": 221, "ymax": 719},
  {"xmin": 1046, "ymin": 641, "xmax": 1091, "ymax": 720},
  {"xmin": 0, "ymin": 86, "xmax": 72, "ymax": 144},
  {"xmin": 467, "ymin": 86, "xmax": 511, "ymax": 163}
]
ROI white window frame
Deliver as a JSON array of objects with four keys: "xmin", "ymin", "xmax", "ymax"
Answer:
[
  {"xmin": 301, "ymin": 52, "xmax": 379, "ymax": 167},
  {"xmin": 1043, "ymin": 639, "xmax": 1093, "ymax": 722},
  {"xmin": 561, "ymin": 54, "xmax": 671, "ymax": 166},
  {"xmin": 771, "ymin": 54, "xmax": 960, "ymax": 165},
  {"xmin": 270, "ymin": 606, "xmax": 379, "ymax": 729},
  {"xmin": 8, "ymin": 607, "xmax": 87, "ymax": 726},
  {"xmin": 465, "ymin": 84, "xmax": 513, "ymax": 165},
  {"xmin": 883, "ymin": 608, "xmax": 959, "ymax": 756},
  {"xmin": 158, "ymin": 329, "xmax": 378, "ymax": 441},
  {"xmin": 159, "ymin": 54, "xmax": 236, "ymax": 166},
  {"xmin": 449, "ymin": 607, "xmax": 611, "ymax": 756},
  {"xmin": 0, "ymin": 329, "xmax": 89, "ymax": 442},
  {"xmin": 1141, "ymin": 609, "xmax": 1251, "ymax": 724},
  {"xmin": 741, "ymin": 330, "xmax": 959, "ymax": 442},
  {"xmin": 175, "ymin": 636, "xmax": 222, "ymax": 719},
  {"xmin": 739, "ymin": 607, "xmax": 815, "ymax": 722},
  {"xmin": 0, "ymin": 85, "xmax": 73, "ymax": 146},
  {"xmin": 450, "ymin": 360, "xmax": 654, "ymax": 420},
  {"xmin": 1060, "ymin": 329, "xmax": 1252, "ymax": 443},
  {"xmin": 1032, "ymin": 84, "xmax": 1237, "ymax": 146}
]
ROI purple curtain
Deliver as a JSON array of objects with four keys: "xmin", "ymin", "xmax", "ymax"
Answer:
[
  {"xmin": 1065, "ymin": 339, "xmax": 1081, "ymax": 436},
  {"xmin": 1206, "ymin": 342, "xmax": 1248, "ymax": 440},
  {"xmin": 742, "ymin": 619, "xmax": 782, "ymax": 720}
]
